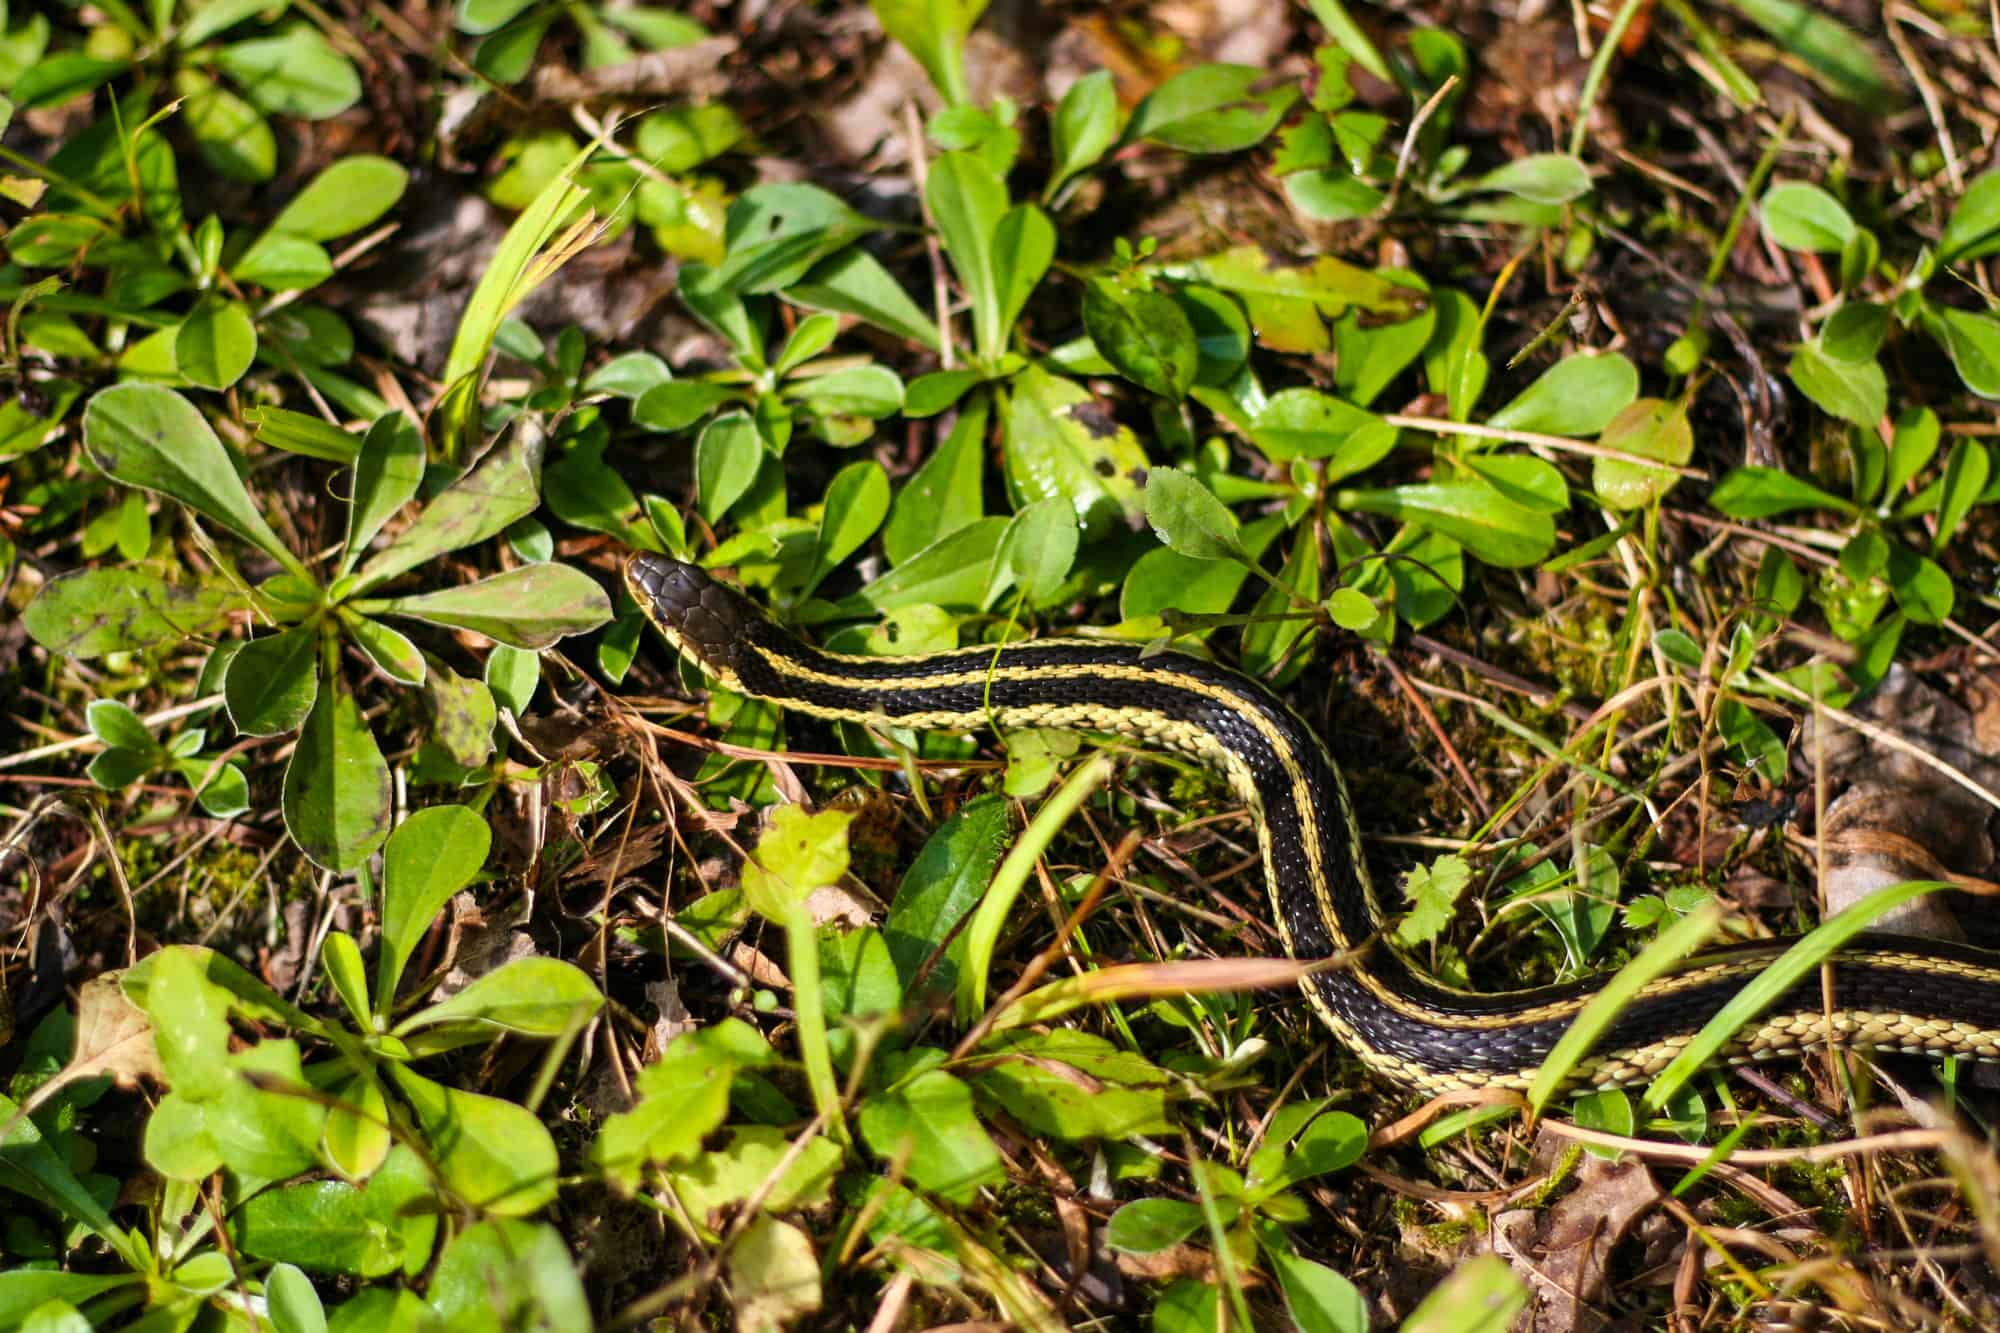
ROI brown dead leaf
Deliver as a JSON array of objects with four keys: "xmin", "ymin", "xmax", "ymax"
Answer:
[
  {"xmin": 1491, "ymin": 1135, "xmax": 1660, "ymax": 1333},
  {"xmin": 12, "ymin": 973, "xmax": 163, "ymax": 1130}
]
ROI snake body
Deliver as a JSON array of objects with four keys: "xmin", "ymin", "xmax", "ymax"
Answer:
[{"xmin": 627, "ymin": 552, "xmax": 2000, "ymax": 1093}]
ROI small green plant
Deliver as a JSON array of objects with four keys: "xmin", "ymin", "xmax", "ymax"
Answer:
[
  {"xmin": 23, "ymin": 388, "xmax": 612, "ymax": 867},
  {"xmin": 453, "ymin": 0, "xmax": 712, "ymax": 85},
  {"xmin": 82, "ymin": 697, "xmax": 249, "ymax": 818},
  {"xmin": 4, "ymin": 2, "xmax": 362, "ymax": 184}
]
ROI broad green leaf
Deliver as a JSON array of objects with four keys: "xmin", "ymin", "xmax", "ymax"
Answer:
[
  {"xmin": 675, "ymin": 1126, "xmax": 842, "ymax": 1220},
  {"xmin": 233, "ymin": 235, "xmax": 334, "ymax": 291},
  {"xmin": 374, "ymin": 563, "xmax": 612, "ymax": 650},
  {"xmin": 1885, "ymin": 407, "xmax": 1940, "ymax": 498},
  {"xmin": 176, "ymin": 69, "xmax": 275, "ymax": 183},
  {"xmin": 1398, "ymin": 1254, "xmax": 1528, "ymax": 1327},
  {"xmin": 0, "ymin": 1094, "xmax": 136, "ymax": 1262},
  {"xmin": 709, "ymin": 183, "xmax": 880, "ymax": 295},
  {"xmin": 786, "ymin": 247, "xmax": 941, "ymax": 351},
  {"xmin": 1788, "ymin": 338, "xmax": 1886, "ymax": 427},
  {"xmin": 1339, "ymin": 480, "xmax": 1554, "ymax": 568},
  {"xmin": 1464, "ymin": 152, "xmax": 1591, "ymax": 204},
  {"xmin": 927, "ymin": 153, "xmax": 1009, "ymax": 361},
  {"xmin": 1709, "ymin": 465, "xmax": 1857, "ymax": 518},
  {"xmin": 1821, "ymin": 300, "xmax": 1889, "ymax": 363},
  {"xmin": 83, "ymin": 384, "xmax": 299, "ymax": 570},
  {"xmin": 856, "ymin": 1064, "xmax": 1003, "ymax": 1205},
  {"xmin": 1000, "ymin": 365, "xmax": 1148, "ymax": 538},
  {"xmin": 884, "ymin": 793, "xmax": 1010, "ymax": 994},
  {"xmin": 225, "ymin": 625, "xmax": 322, "ymax": 736},
  {"xmin": 235, "ymin": 1149, "xmax": 435, "ymax": 1278},
  {"xmin": 634, "ymin": 378, "xmax": 734, "ymax": 433},
  {"xmin": 1888, "ymin": 545, "xmax": 1953, "ymax": 624},
  {"xmin": 582, "ymin": 351, "xmax": 672, "ymax": 400},
  {"xmin": 1593, "ymin": 398, "xmax": 1693, "ymax": 510},
  {"xmin": 805, "ymin": 460, "xmax": 890, "ymax": 597},
  {"xmin": 1104, "ymin": 1198, "xmax": 1205, "ymax": 1253},
  {"xmin": 217, "ymin": 25, "xmax": 362, "ymax": 119},
  {"xmin": 1760, "ymin": 181, "xmax": 1855, "ymax": 252},
  {"xmin": 1048, "ymin": 70, "xmax": 1120, "ymax": 196},
  {"xmin": 427, "ymin": 1221, "xmax": 587, "ymax": 1327},
  {"xmin": 1083, "ymin": 278, "xmax": 1197, "ymax": 399},
  {"xmin": 870, "ymin": 0, "xmax": 990, "ymax": 105},
  {"xmin": 824, "ymin": 516, "xmax": 1008, "ymax": 618},
  {"xmin": 341, "ymin": 414, "xmax": 425, "ymax": 575},
  {"xmin": 1143, "ymin": 469, "xmax": 1247, "ymax": 562},
  {"xmin": 0, "ymin": 1275, "xmax": 138, "ymax": 1328},
  {"xmin": 1271, "ymin": 1250, "xmax": 1368, "ymax": 1333},
  {"xmin": 268, "ymin": 1264, "xmax": 329, "ymax": 1333},
  {"xmin": 1940, "ymin": 171, "xmax": 2000, "ymax": 264},
  {"xmin": 379, "ymin": 804, "xmax": 491, "ymax": 1003},
  {"xmin": 987, "ymin": 498, "xmax": 1079, "ymax": 607},
  {"xmin": 484, "ymin": 642, "xmax": 539, "ymax": 713},
  {"xmin": 1935, "ymin": 438, "xmax": 1990, "ymax": 552},
  {"xmin": 591, "ymin": 1023, "xmax": 765, "ymax": 1188},
  {"xmin": 263, "ymin": 156, "xmax": 409, "ymax": 241},
  {"xmin": 85, "ymin": 699, "xmax": 155, "ymax": 753},
  {"xmin": 1933, "ymin": 307, "xmax": 2000, "ymax": 400},
  {"xmin": 88, "ymin": 748, "xmax": 152, "ymax": 790},
  {"xmin": 788, "ymin": 363, "xmax": 905, "ymax": 418},
  {"xmin": 884, "ymin": 392, "xmax": 987, "ymax": 563},
  {"xmin": 1175, "ymin": 246, "xmax": 1420, "ymax": 356},
  {"xmin": 283, "ymin": 668, "xmax": 392, "ymax": 871},
  {"xmin": 1251, "ymin": 388, "xmax": 1395, "ymax": 474},
  {"xmin": 1486, "ymin": 351, "xmax": 1637, "ymax": 437},
  {"xmin": 741, "ymin": 805, "xmax": 853, "ymax": 921},
  {"xmin": 387, "ymin": 1065, "xmax": 558, "ymax": 1216},
  {"xmin": 1728, "ymin": 0, "xmax": 1893, "ymax": 108},
  {"xmin": 968, "ymin": 1029, "xmax": 1172, "ymax": 1140},
  {"xmin": 697, "ymin": 411, "xmax": 763, "ymax": 523},
  {"xmin": 456, "ymin": 0, "xmax": 539, "ymax": 35},
  {"xmin": 1127, "ymin": 64, "xmax": 1298, "ymax": 153},
  {"xmin": 397, "ymin": 958, "xmax": 603, "ymax": 1040},
  {"xmin": 354, "ymin": 423, "xmax": 546, "ymax": 590},
  {"xmin": 990, "ymin": 204, "xmax": 1054, "ymax": 359},
  {"xmin": 423, "ymin": 656, "xmax": 497, "ymax": 770},
  {"xmin": 248, "ymin": 406, "xmax": 362, "ymax": 464}
]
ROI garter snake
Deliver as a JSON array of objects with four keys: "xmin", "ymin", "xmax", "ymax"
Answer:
[{"xmin": 626, "ymin": 552, "xmax": 2000, "ymax": 1094}]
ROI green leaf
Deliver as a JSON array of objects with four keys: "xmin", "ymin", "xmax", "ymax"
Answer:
[
  {"xmin": 217, "ymin": 25, "xmax": 362, "ymax": 119},
  {"xmin": 870, "ymin": 0, "xmax": 990, "ymax": 105},
  {"xmin": 1885, "ymin": 407, "xmax": 1940, "ymax": 499},
  {"xmin": 283, "ymin": 667, "xmax": 392, "ymax": 872},
  {"xmin": 456, "ymin": 0, "xmax": 539, "ymax": 35},
  {"xmin": 675, "ymin": 1125, "xmax": 842, "ymax": 1221},
  {"xmin": 709, "ymin": 183, "xmax": 881, "ymax": 296},
  {"xmin": 261, "ymin": 155, "xmax": 409, "ymax": 242},
  {"xmin": 1727, "ymin": 0, "xmax": 1893, "ymax": 108},
  {"xmin": 1760, "ymin": 181, "xmax": 1856, "ymax": 252},
  {"xmin": 423, "ymin": 657, "xmax": 497, "ymax": 771},
  {"xmin": 12, "ymin": 55, "xmax": 124, "ymax": 109},
  {"xmin": 591, "ymin": 1023, "xmax": 765, "ymax": 1188},
  {"xmin": 927, "ymin": 152, "xmax": 1009, "ymax": 361},
  {"xmin": 1935, "ymin": 438, "xmax": 1990, "ymax": 553},
  {"xmin": 990, "ymin": 204, "xmax": 1054, "ymax": 361},
  {"xmin": 741, "ymin": 805, "xmax": 853, "ymax": 922},
  {"xmin": 387, "ymin": 1065, "xmax": 558, "ymax": 1216},
  {"xmin": 375, "ymin": 563, "xmax": 612, "ymax": 650},
  {"xmin": 247, "ymin": 407, "xmax": 362, "ymax": 464},
  {"xmin": 1593, "ymin": 398, "xmax": 1693, "ymax": 510},
  {"xmin": 1933, "ymin": 307, "xmax": 2000, "ymax": 400},
  {"xmin": 1083, "ymin": 278, "xmax": 1197, "ymax": 399},
  {"xmin": 427, "ymin": 1221, "xmax": 587, "ymax": 1327},
  {"xmin": 398, "ymin": 957, "xmax": 602, "ymax": 1042},
  {"xmin": 987, "ymin": 498, "xmax": 1079, "ymax": 607},
  {"xmin": 1048, "ymin": 70, "xmax": 1120, "ymax": 196},
  {"xmin": 884, "ymin": 793, "xmax": 1010, "ymax": 995},
  {"xmin": 265, "ymin": 1264, "xmax": 327, "ymax": 1333},
  {"xmin": 1393, "ymin": 854, "xmax": 1471, "ymax": 947},
  {"xmin": 83, "ymin": 384, "xmax": 300, "ymax": 571},
  {"xmin": 696, "ymin": 411, "xmax": 763, "ymax": 523},
  {"xmin": 225, "ymin": 625, "xmax": 322, "ymax": 737},
  {"xmin": 1104, "ymin": 1198, "xmax": 1206, "ymax": 1253},
  {"xmin": 234, "ymin": 1148, "xmax": 434, "ymax": 1278},
  {"xmin": 969, "ymin": 1029, "xmax": 1172, "ymax": 1140},
  {"xmin": 233, "ymin": 234, "xmax": 335, "ymax": 291},
  {"xmin": 1486, "ymin": 351, "xmax": 1638, "ymax": 437},
  {"xmin": 798, "ymin": 459, "xmax": 888, "ymax": 596},
  {"xmin": 1000, "ymin": 366, "xmax": 1148, "ymax": 539},
  {"xmin": 788, "ymin": 363, "xmax": 905, "ymax": 419},
  {"xmin": 1143, "ymin": 469, "xmax": 1247, "ymax": 563},
  {"xmin": 1821, "ymin": 301, "xmax": 1889, "ymax": 363},
  {"xmin": 1339, "ymin": 480, "xmax": 1554, "ymax": 568},
  {"xmin": 341, "ymin": 414, "xmax": 424, "ymax": 575},
  {"xmin": 1127, "ymin": 64, "xmax": 1298, "ymax": 153},
  {"xmin": 856, "ymin": 1063, "xmax": 1003, "ymax": 1205},
  {"xmin": 354, "ymin": 424, "xmax": 546, "ymax": 590},
  {"xmin": 85, "ymin": 699, "xmax": 156, "ymax": 753},
  {"xmin": 786, "ymin": 248, "xmax": 941, "ymax": 352},
  {"xmin": 1940, "ymin": 171, "xmax": 2000, "ymax": 264},
  {"xmin": 1463, "ymin": 152, "xmax": 1591, "ymax": 204},
  {"xmin": 1250, "ymin": 387, "xmax": 1391, "ymax": 467},
  {"xmin": 1709, "ymin": 465, "xmax": 1858, "ymax": 519},
  {"xmin": 379, "ymin": 804, "xmax": 491, "ymax": 1004},
  {"xmin": 1788, "ymin": 337, "xmax": 1886, "ymax": 427},
  {"xmin": 87, "ymin": 747, "xmax": 152, "ymax": 790},
  {"xmin": 176, "ymin": 69, "xmax": 276, "ymax": 183},
  {"xmin": 884, "ymin": 393, "xmax": 987, "ymax": 563},
  {"xmin": 1888, "ymin": 545, "xmax": 1953, "ymax": 624},
  {"xmin": 824, "ymin": 516, "xmax": 1007, "ymax": 618},
  {"xmin": 1270, "ymin": 1250, "xmax": 1368, "ymax": 1333},
  {"xmin": 0, "ymin": 1274, "xmax": 138, "ymax": 1326},
  {"xmin": 484, "ymin": 642, "xmax": 539, "ymax": 714},
  {"xmin": 1176, "ymin": 246, "xmax": 1421, "ymax": 355}
]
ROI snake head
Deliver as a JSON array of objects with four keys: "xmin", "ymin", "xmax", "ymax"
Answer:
[{"xmin": 623, "ymin": 553, "xmax": 757, "ymax": 685}]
